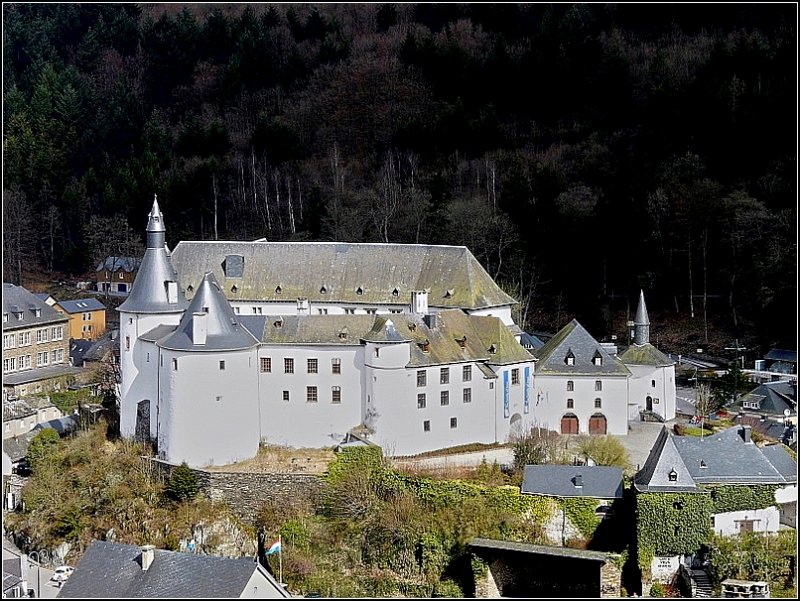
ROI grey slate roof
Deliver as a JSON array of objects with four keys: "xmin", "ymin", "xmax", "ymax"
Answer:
[
  {"xmin": 32, "ymin": 415, "xmax": 78, "ymax": 436},
  {"xmin": 760, "ymin": 444, "xmax": 797, "ymax": 483},
  {"xmin": 117, "ymin": 246, "xmax": 189, "ymax": 314},
  {"xmin": 2, "ymin": 432, "xmax": 36, "ymax": 462},
  {"xmin": 56, "ymin": 298, "xmax": 106, "ymax": 313},
  {"xmin": 520, "ymin": 332, "xmax": 545, "ymax": 350},
  {"xmin": 57, "ymin": 540, "xmax": 289, "ymax": 598},
  {"xmin": 765, "ymin": 349, "xmax": 797, "ymax": 364},
  {"xmin": 96, "ymin": 256, "xmax": 142, "ymax": 273},
  {"xmin": 2, "ymin": 397, "xmax": 57, "ymax": 421},
  {"xmin": 158, "ymin": 272, "xmax": 259, "ymax": 352},
  {"xmin": 635, "ymin": 425, "xmax": 796, "ymax": 492},
  {"xmin": 2, "ymin": 283, "xmax": 69, "ymax": 331},
  {"xmin": 521, "ymin": 465, "xmax": 624, "ymax": 499},
  {"xmin": 737, "ymin": 381, "xmax": 796, "ymax": 416},
  {"xmin": 69, "ymin": 339, "xmax": 93, "ymax": 366},
  {"xmin": 469, "ymin": 538, "xmax": 612, "ymax": 563},
  {"xmin": 171, "ymin": 241, "xmax": 517, "ymax": 311},
  {"xmin": 2, "ymin": 364, "xmax": 84, "ymax": 386},
  {"xmin": 534, "ymin": 319, "xmax": 630, "ymax": 376}
]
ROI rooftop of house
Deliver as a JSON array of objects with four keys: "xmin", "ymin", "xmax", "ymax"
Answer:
[
  {"xmin": 1, "ymin": 364, "xmax": 84, "ymax": 386},
  {"xmin": 534, "ymin": 319, "xmax": 630, "ymax": 377},
  {"xmin": 56, "ymin": 298, "xmax": 106, "ymax": 314},
  {"xmin": 2, "ymin": 432, "xmax": 36, "ymax": 463},
  {"xmin": 2, "ymin": 397, "xmax": 58, "ymax": 422},
  {"xmin": 32, "ymin": 415, "xmax": 79, "ymax": 437},
  {"xmin": 469, "ymin": 537, "xmax": 614, "ymax": 563},
  {"xmin": 521, "ymin": 465, "xmax": 624, "ymax": 499},
  {"xmin": 736, "ymin": 380, "xmax": 797, "ymax": 416},
  {"xmin": 618, "ymin": 343, "xmax": 674, "ymax": 367},
  {"xmin": 764, "ymin": 349, "xmax": 797, "ymax": 364},
  {"xmin": 96, "ymin": 256, "xmax": 142, "ymax": 273},
  {"xmin": 57, "ymin": 541, "xmax": 289, "ymax": 598},
  {"xmin": 2, "ymin": 283, "xmax": 69, "ymax": 331},
  {"xmin": 171, "ymin": 241, "xmax": 517, "ymax": 311},
  {"xmin": 634, "ymin": 425, "xmax": 797, "ymax": 492}
]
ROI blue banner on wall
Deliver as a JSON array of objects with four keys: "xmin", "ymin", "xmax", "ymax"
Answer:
[
  {"xmin": 524, "ymin": 366, "xmax": 530, "ymax": 414},
  {"xmin": 503, "ymin": 370, "xmax": 510, "ymax": 418}
]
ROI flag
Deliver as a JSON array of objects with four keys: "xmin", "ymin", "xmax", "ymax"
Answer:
[{"xmin": 266, "ymin": 539, "xmax": 281, "ymax": 555}]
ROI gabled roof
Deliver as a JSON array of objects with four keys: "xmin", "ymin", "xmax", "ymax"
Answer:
[
  {"xmin": 96, "ymin": 256, "xmax": 142, "ymax": 273},
  {"xmin": 522, "ymin": 465, "xmax": 624, "ymax": 499},
  {"xmin": 619, "ymin": 343, "xmax": 675, "ymax": 367},
  {"xmin": 765, "ymin": 349, "xmax": 797, "ymax": 364},
  {"xmin": 158, "ymin": 272, "xmax": 259, "ymax": 352},
  {"xmin": 57, "ymin": 541, "xmax": 289, "ymax": 598},
  {"xmin": 2, "ymin": 397, "xmax": 57, "ymax": 421},
  {"xmin": 760, "ymin": 444, "xmax": 797, "ymax": 483},
  {"xmin": 2, "ymin": 283, "xmax": 69, "ymax": 330},
  {"xmin": 534, "ymin": 319, "xmax": 630, "ymax": 376},
  {"xmin": 520, "ymin": 332, "xmax": 545, "ymax": 350},
  {"xmin": 635, "ymin": 425, "xmax": 796, "ymax": 492},
  {"xmin": 56, "ymin": 298, "xmax": 106, "ymax": 313},
  {"xmin": 171, "ymin": 241, "xmax": 517, "ymax": 311},
  {"xmin": 32, "ymin": 415, "xmax": 78, "ymax": 436},
  {"xmin": 634, "ymin": 427, "xmax": 698, "ymax": 492},
  {"xmin": 737, "ymin": 381, "xmax": 796, "ymax": 416},
  {"xmin": 2, "ymin": 432, "xmax": 36, "ymax": 462}
]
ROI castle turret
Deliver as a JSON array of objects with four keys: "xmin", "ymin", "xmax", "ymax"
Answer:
[
  {"xmin": 118, "ymin": 196, "xmax": 189, "ymax": 442},
  {"xmin": 634, "ymin": 289, "xmax": 650, "ymax": 346}
]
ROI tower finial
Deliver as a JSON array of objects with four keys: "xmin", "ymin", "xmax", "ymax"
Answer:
[
  {"xmin": 634, "ymin": 289, "xmax": 650, "ymax": 345},
  {"xmin": 146, "ymin": 194, "xmax": 166, "ymax": 248}
]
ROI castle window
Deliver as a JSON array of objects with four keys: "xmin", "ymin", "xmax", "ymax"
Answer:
[
  {"xmin": 652, "ymin": 380, "xmax": 656, "ymax": 388},
  {"xmin": 423, "ymin": 420, "xmax": 431, "ymax": 432},
  {"xmin": 318, "ymin": 308, "xmax": 328, "ymax": 315},
  {"xmin": 440, "ymin": 367, "xmax": 450, "ymax": 384},
  {"xmin": 463, "ymin": 365, "xmax": 472, "ymax": 381},
  {"xmin": 511, "ymin": 368, "xmax": 520, "ymax": 385},
  {"xmin": 345, "ymin": 308, "xmax": 355, "ymax": 315},
  {"xmin": 261, "ymin": 357, "xmax": 272, "ymax": 373},
  {"xmin": 331, "ymin": 386, "xmax": 341, "ymax": 404},
  {"xmin": 284, "ymin": 358, "xmax": 294, "ymax": 374},
  {"xmin": 441, "ymin": 391, "xmax": 449, "ymax": 406},
  {"xmin": 567, "ymin": 399, "xmax": 574, "ymax": 409},
  {"xmin": 219, "ymin": 360, "xmax": 226, "ymax": 370},
  {"xmin": 595, "ymin": 380, "xmax": 602, "ymax": 391},
  {"xmin": 307, "ymin": 386, "xmax": 318, "ymax": 403},
  {"xmin": 595, "ymin": 398, "xmax": 602, "ymax": 408},
  {"xmin": 332, "ymin": 358, "xmax": 341, "ymax": 374},
  {"xmin": 417, "ymin": 370, "xmax": 427, "ymax": 387},
  {"xmin": 125, "ymin": 336, "xmax": 130, "ymax": 351},
  {"xmin": 567, "ymin": 381, "xmax": 574, "ymax": 391},
  {"xmin": 417, "ymin": 393, "xmax": 427, "ymax": 409},
  {"xmin": 365, "ymin": 308, "xmax": 377, "ymax": 315},
  {"xmin": 374, "ymin": 347, "xmax": 380, "ymax": 358},
  {"xmin": 307, "ymin": 358, "xmax": 318, "ymax": 374},
  {"xmin": 463, "ymin": 388, "xmax": 472, "ymax": 403},
  {"xmin": 172, "ymin": 358, "xmax": 178, "ymax": 371},
  {"xmin": 283, "ymin": 390, "xmax": 290, "ymax": 402},
  {"xmin": 450, "ymin": 417, "xmax": 458, "ymax": 429}
]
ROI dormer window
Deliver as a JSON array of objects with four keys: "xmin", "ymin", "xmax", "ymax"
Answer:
[
  {"xmin": 392, "ymin": 288, "xmax": 399, "ymax": 297},
  {"xmin": 3, "ymin": 313, "xmax": 8, "ymax": 323},
  {"xmin": 273, "ymin": 319, "xmax": 283, "ymax": 329},
  {"xmin": 444, "ymin": 289, "xmax": 454, "ymax": 299},
  {"xmin": 668, "ymin": 469, "xmax": 678, "ymax": 482},
  {"xmin": 565, "ymin": 351, "xmax": 575, "ymax": 366},
  {"xmin": 356, "ymin": 287, "xmax": 363, "ymax": 295},
  {"xmin": 231, "ymin": 285, "xmax": 238, "ymax": 293},
  {"xmin": 457, "ymin": 336, "xmax": 467, "ymax": 349},
  {"xmin": 187, "ymin": 284, "xmax": 194, "ymax": 293},
  {"xmin": 408, "ymin": 323, "xmax": 416, "ymax": 332},
  {"xmin": 489, "ymin": 344, "xmax": 497, "ymax": 354},
  {"xmin": 419, "ymin": 339, "xmax": 430, "ymax": 353},
  {"xmin": 338, "ymin": 328, "xmax": 348, "ymax": 341},
  {"xmin": 592, "ymin": 352, "xmax": 602, "ymax": 366},
  {"xmin": 275, "ymin": 286, "xmax": 282, "ymax": 295},
  {"xmin": 699, "ymin": 460, "xmax": 707, "ymax": 469},
  {"xmin": 320, "ymin": 285, "xmax": 328, "ymax": 294}
]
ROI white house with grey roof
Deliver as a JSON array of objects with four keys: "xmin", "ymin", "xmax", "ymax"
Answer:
[{"xmin": 118, "ymin": 199, "xmax": 538, "ymax": 466}]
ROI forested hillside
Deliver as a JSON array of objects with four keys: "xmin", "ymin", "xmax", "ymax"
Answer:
[{"xmin": 3, "ymin": 4, "xmax": 796, "ymax": 350}]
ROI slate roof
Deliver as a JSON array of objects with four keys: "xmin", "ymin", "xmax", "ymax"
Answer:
[
  {"xmin": 534, "ymin": 319, "xmax": 630, "ymax": 376},
  {"xmin": 635, "ymin": 425, "xmax": 796, "ymax": 492},
  {"xmin": 760, "ymin": 444, "xmax": 798, "ymax": 483},
  {"xmin": 171, "ymin": 241, "xmax": 517, "ymax": 311},
  {"xmin": 765, "ymin": 349, "xmax": 797, "ymax": 364},
  {"xmin": 158, "ymin": 272, "xmax": 259, "ymax": 352},
  {"xmin": 733, "ymin": 415, "xmax": 795, "ymax": 444},
  {"xmin": 2, "ymin": 432, "xmax": 36, "ymax": 462},
  {"xmin": 32, "ymin": 415, "xmax": 79, "ymax": 436},
  {"xmin": 619, "ymin": 343, "xmax": 675, "ymax": 367},
  {"xmin": 737, "ymin": 381, "xmax": 796, "ymax": 416},
  {"xmin": 469, "ymin": 538, "xmax": 613, "ymax": 563},
  {"xmin": 521, "ymin": 465, "xmax": 624, "ymax": 499},
  {"xmin": 57, "ymin": 541, "xmax": 289, "ymax": 598},
  {"xmin": 56, "ymin": 298, "xmax": 106, "ymax": 313},
  {"xmin": 520, "ymin": 332, "xmax": 545, "ymax": 350},
  {"xmin": 96, "ymin": 256, "xmax": 142, "ymax": 273},
  {"xmin": 2, "ymin": 364, "xmax": 84, "ymax": 386},
  {"xmin": 2, "ymin": 397, "xmax": 57, "ymax": 421},
  {"xmin": 2, "ymin": 283, "xmax": 69, "ymax": 331}
]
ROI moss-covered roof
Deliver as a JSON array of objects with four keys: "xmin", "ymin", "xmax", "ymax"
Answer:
[
  {"xmin": 171, "ymin": 241, "xmax": 517, "ymax": 310},
  {"xmin": 618, "ymin": 343, "xmax": 674, "ymax": 367},
  {"xmin": 534, "ymin": 319, "xmax": 630, "ymax": 376}
]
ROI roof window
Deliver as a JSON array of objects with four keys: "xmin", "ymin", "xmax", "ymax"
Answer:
[
  {"xmin": 275, "ymin": 286, "xmax": 282, "ymax": 295},
  {"xmin": 356, "ymin": 286, "xmax": 363, "ymax": 295},
  {"xmin": 489, "ymin": 344, "xmax": 497, "ymax": 354},
  {"xmin": 444, "ymin": 289, "xmax": 454, "ymax": 299},
  {"xmin": 392, "ymin": 288, "xmax": 400, "ymax": 297},
  {"xmin": 565, "ymin": 351, "xmax": 575, "ymax": 366}
]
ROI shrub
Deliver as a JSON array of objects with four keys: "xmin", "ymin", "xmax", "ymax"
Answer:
[
  {"xmin": 433, "ymin": 578, "xmax": 463, "ymax": 597},
  {"xmin": 165, "ymin": 462, "xmax": 199, "ymax": 502},
  {"xmin": 26, "ymin": 428, "xmax": 61, "ymax": 469},
  {"xmin": 577, "ymin": 435, "xmax": 629, "ymax": 468},
  {"xmin": 650, "ymin": 582, "xmax": 665, "ymax": 597}
]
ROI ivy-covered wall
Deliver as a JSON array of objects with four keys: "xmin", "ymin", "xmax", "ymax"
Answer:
[
  {"xmin": 706, "ymin": 485, "xmax": 779, "ymax": 514},
  {"xmin": 636, "ymin": 492, "xmax": 713, "ymax": 557},
  {"xmin": 557, "ymin": 497, "xmax": 602, "ymax": 539}
]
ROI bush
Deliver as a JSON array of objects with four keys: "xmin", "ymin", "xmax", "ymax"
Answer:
[
  {"xmin": 165, "ymin": 462, "xmax": 199, "ymax": 502},
  {"xmin": 433, "ymin": 578, "xmax": 463, "ymax": 597},
  {"xmin": 650, "ymin": 582, "xmax": 665, "ymax": 597},
  {"xmin": 26, "ymin": 428, "xmax": 61, "ymax": 469},
  {"xmin": 576, "ymin": 435, "xmax": 629, "ymax": 468},
  {"xmin": 511, "ymin": 426, "xmax": 566, "ymax": 471}
]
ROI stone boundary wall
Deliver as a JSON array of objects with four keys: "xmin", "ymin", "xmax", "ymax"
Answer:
[{"xmin": 145, "ymin": 458, "xmax": 328, "ymax": 523}]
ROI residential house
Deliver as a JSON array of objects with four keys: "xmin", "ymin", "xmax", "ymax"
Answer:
[
  {"xmin": 2, "ymin": 397, "xmax": 62, "ymax": 440},
  {"xmin": 57, "ymin": 541, "xmax": 290, "ymax": 598},
  {"xmin": 634, "ymin": 424, "xmax": 797, "ymax": 580},
  {"xmin": 96, "ymin": 256, "xmax": 142, "ymax": 296},
  {"xmin": 32, "ymin": 293, "xmax": 57, "ymax": 307},
  {"xmin": 760, "ymin": 348, "xmax": 797, "ymax": 377},
  {"xmin": 54, "ymin": 298, "xmax": 107, "ymax": 341},
  {"xmin": 736, "ymin": 380, "xmax": 796, "ymax": 420},
  {"xmin": 2, "ymin": 284, "xmax": 79, "ymax": 401}
]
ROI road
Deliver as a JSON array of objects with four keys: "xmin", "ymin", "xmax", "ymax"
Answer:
[{"xmin": 2, "ymin": 539, "xmax": 62, "ymax": 599}]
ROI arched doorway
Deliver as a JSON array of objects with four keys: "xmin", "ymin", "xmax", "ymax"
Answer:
[
  {"xmin": 135, "ymin": 400, "xmax": 150, "ymax": 443},
  {"xmin": 646, "ymin": 396, "xmax": 653, "ymax": 411},
  {"xmin": 510, "ymin": 413, "xmax": 522, "ymax": 426},
  {"xmin": 589, "ymin": 413, "xmax": 607, "ymax": 435},
  {"xmin": 561, "ymin": 413, "xmax": 579, "ymax": 435}
]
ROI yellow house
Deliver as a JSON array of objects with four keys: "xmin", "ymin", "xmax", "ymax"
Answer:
[{"xmin": 54, "ymin": 298, "xmax": 107, "ymax": 341}]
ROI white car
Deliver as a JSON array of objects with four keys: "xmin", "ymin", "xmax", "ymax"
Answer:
[{"xmin": 51, "ymin": 566, "xmax": 74, "ymax": 582}]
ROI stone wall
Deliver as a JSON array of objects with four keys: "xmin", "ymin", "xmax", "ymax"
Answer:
[
  {"xmin": 147, "ymin": 458, "xmax": 328, "ymax": 523},
  {"xmin": 600, "ymin": 559, "xmax": 622, "ymax": 598}
]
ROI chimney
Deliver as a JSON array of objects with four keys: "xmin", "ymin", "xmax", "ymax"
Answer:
[
  {"xmin": 410, "ymin": 290, "xmax": 428, "ymax": 315},
  {"xmin": 573, "ymin": 474, "xmax": 583, "ymax": 488},
  {"xmin": 192, "ymin": 312, "xmax": 207, "ymax": 345},
  {"xmin": 740, "ymin": 425, "xmax": 752, "ymax": 443},
  {"xmin": 423, "ymin": 313, "xmax": 438, "ymax": 330},
  {"xmin": 141, "ymin": 545, "xmax": 155, "ymax": 571}
]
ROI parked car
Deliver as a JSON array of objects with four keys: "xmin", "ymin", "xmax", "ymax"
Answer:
[{"xmin": 51, "ymin": 566, "xmax": 74, "ymax": 582}]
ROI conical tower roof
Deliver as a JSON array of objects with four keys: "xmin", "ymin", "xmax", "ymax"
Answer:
[
  {"xmin": 633, "ymin": 289, "xmax": 650, "ymax": 346},
  {"xmin": 158, "ymin": 272, "xmax": 258, "ymax": 351},
  {"xmin": 635, "ymin": 289, "xmax": 650, "ymax": 326}
]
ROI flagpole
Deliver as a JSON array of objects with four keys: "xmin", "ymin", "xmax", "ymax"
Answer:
[{"xmin": 278, "ymin": 534, "xmax": 282, "ymax": 585}]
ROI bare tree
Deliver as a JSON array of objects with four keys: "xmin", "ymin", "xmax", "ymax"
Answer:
[{"xmin": 3, "ymin": 188, "xmax": 35, "ymax": 284}]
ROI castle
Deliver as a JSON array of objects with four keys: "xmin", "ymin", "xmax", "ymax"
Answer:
[{"xmin": 119, "ymin": 198, "xmax": 675, "ymax": 467}]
